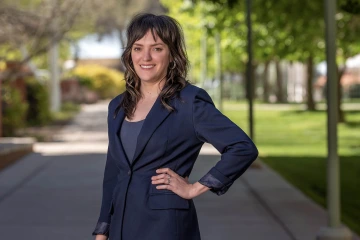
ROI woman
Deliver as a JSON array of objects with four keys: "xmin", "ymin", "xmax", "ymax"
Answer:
[{"xmin": 93, "ymin": 13, "xmax": 258, "ymax": 240}]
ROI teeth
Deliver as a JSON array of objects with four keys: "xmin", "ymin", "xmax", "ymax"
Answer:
[{"xmin": 141, "ymin": 65, "xmax": 154, "ymax": 69}]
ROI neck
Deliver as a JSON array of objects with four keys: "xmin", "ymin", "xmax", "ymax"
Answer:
[{"xmin": 140, "ymin": 79, "xmax": 165, "ymax": 98}]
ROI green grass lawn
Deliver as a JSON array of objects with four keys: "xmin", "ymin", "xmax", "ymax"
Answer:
[{"xmin": 223, "ymin": 102, "xmax": 360, "ymax": 235}]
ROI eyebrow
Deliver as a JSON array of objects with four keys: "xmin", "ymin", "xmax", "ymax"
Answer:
[{"xmin": 133, "ymin": 43, "xmax": 165, "ymax": 47}]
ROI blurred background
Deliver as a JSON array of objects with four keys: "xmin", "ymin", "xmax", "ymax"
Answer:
[{"xmin": 0, "ymin": 0, "xmax": 359, "ymax": 239}]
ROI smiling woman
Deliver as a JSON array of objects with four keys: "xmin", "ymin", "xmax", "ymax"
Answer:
[
  {"xmin": 131, "ymin": 32, "xmax": 171, "ymax": 84},
  {"xmin": 92, "ymin": 13, "xmax": 258, "ymax": 240}
]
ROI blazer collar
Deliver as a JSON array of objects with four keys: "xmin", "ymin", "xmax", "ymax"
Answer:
[{"xmin": 113, "ymin": 96, "xmax": 173, "ymax": 168}]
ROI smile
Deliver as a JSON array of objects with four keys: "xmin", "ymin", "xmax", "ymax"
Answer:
[{"xmin": 140, "ymin": 65, "xmax": 155, "ymax": 69}]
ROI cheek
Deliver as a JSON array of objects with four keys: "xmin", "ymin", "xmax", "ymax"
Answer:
[
  {"xmin": 160, "ymin": 55, "xmax": 171, "ymax": 67},
  {"xmin": 131, "ymin": 53, "xmax": 137, "ymax": 63}
]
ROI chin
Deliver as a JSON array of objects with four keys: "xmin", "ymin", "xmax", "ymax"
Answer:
[{"xmin": 139, "ymin": 78, "xmax": 157, "ymax": 83}]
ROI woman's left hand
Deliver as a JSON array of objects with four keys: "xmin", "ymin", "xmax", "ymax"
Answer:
[{"xmin": 151, "ymin": 168, "xmax": 196, "ymax": 199}]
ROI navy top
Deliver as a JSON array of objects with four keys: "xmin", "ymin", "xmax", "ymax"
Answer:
[{"xmin": 120, "ymin": 119, "xmax": 145, "ymax": 163}]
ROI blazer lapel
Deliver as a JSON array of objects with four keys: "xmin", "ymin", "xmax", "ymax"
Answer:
[
  {"xmin": 131, "ymin": 97, "xmax": 172, "ymax": 166},
  {"xmin": 112, "ymin": 107, "xmax": 131, "ymax": 168}
]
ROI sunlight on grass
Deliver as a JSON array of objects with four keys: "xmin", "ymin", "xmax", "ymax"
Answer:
[
  {"xmin": 222, "ymin": 101, "xmax": 360, "ymax": 235},
  {"xmin": 223, "ymin": 102, "xmax": 360, "ymax": 157}
]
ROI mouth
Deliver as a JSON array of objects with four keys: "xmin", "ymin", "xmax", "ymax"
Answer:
[{"xmin": 140, "ymin": 64, "xmax": 155, "ymax": 69}]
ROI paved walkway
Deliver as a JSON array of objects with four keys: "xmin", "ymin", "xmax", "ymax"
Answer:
[{"xmin": 0, "ymin": 101, "xmax": 358, "ymax": 240}]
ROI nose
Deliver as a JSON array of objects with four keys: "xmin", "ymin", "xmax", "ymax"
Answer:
[{"xmin": 142, "ymin": 49, "xmax": 152, "ymax": 61}]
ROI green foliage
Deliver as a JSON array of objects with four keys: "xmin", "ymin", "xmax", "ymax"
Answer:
[
  {"xmin": 77, "ymin": 75, "xmax": 94, "ymax": 89},
  {"xmin": 25, "ymin": 77, "xmax": 51, "ymax": 126},
  {"xmin": 169, "ymin": 0, "xmax": 360, "ymax": 74},
  {"xmin": 161, "ymin": 0, "xmax": 248, "ymax": 81},
  {"xmin": 340, "ymin": 0, "xmax": 360, "ymax": 14},
  {"xmin": 1, "ymin": 84, "xmax": 28, "ymax": 136},
  {"xmin": 51, "ymin": 102, "xmax": 81, "ymax": 123},
  {"xmin": 71, "ymin": 64, "xmax": 125, "ymax": 99}
]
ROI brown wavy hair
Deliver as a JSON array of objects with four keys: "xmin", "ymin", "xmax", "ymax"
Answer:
[{"xmin": 117, "ymin": 13, "xmax": 189, "ymax": 119}]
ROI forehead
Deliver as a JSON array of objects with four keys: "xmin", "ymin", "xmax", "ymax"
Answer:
[{"xmin": 133, "ymin": 30, "xmax": 165, "ymax": 45}]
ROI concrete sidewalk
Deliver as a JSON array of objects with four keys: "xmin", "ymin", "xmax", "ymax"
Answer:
[
  {"xmin": 0, "ymin": 101, "xmax": 358, "ymax": 240},
  {"xmin": 193, "ymin": 146, "xmax": 359, "ymax": 240}
]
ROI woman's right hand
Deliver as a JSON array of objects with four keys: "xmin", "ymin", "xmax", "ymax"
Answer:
[{"xmin": 95, "ymin": 234, "xmax": 107, "ymax": 240}]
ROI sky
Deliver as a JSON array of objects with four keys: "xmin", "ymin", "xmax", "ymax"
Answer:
[
  {"xmin": 72, "ymin": 31, "xmax": 123, "ymax": 59},
  {"xmin": 317, "ymin": 54, "xmax": 360, "ymax": 75}
]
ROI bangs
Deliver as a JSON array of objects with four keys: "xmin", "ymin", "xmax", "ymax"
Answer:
[{"xmin": 127, "ymin": 14, "xmax": 177, "ymax": 47}]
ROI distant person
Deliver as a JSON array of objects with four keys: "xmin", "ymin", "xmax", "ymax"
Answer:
[{"xmin": 92, "ymin": 13, "xmax": 258, "ymax": 240}]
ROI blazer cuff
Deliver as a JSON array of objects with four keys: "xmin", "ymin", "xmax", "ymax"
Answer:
[
  {"xmin": 198, "ymin": 168, "xmax": 233, "ymax": 196},
  {"xmin": 92, "ymin": 221, "xmax": 110, "ymax": 236}
]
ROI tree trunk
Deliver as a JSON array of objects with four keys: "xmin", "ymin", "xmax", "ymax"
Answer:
[
  {"xmin": 275, "ymin": 60, "xmax": 286, "ymax": 103},
  {"xmin": 337, "ymin": 65, "xmax": 345, "ymax": 123},
  {"xmin": 252, "ymin": 63, "xmax": 257, "ymax": 99},
  {"xmin": 306, "ymin": 55, "xmax": 316, "ymax": 111},
  {"xmin": 215, "ymin": 32, "xmax": 223, "ymax": 112},
  {"xmin": 243, "ymin": 71, "xmax": 247, "ymax": 99},
  {"xmin": 0, "ymin": 78, "xmax": 2, "ymax": 137},
  {"xmin": 201, "ymin": 31, "xmax": 207, "ymax": 87},
  {"xmin": 263, "ymin": 60, "xmax": 270, "ymax": 102}
]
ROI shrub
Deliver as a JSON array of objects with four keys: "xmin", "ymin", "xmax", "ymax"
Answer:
[
  {"xmin": 349, "ymin": 84, "xmax": 360, "ymax": 99},
  {"xmin": 1, "ymin": 84, "xmax": 28, "ymax": 136},
  {"xmin": 25, "ymin": 77, "xmax": 51, "ymax": 126},
  {"xmin": 71, "ymin": 64, "xmax": 125, "ymax": 99}
]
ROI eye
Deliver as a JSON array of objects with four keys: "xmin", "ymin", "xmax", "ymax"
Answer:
[
  {"xmin": 133, "ymin": 47, "xmax": 141, "ymax": 51},
  {"xmin": 154, "ymin": 48, "xmax": 163, "ymax": 52}
]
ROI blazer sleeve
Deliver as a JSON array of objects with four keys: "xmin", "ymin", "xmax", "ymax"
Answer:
[
  {"xmin": 193, "ymin": 88, "xmax": 258, "ymax": 196},
  {"xmin": 92, "ymin": 104, "xmax": 119, "ymax": 236}
]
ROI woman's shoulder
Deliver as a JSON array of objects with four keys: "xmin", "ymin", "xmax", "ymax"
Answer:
[
  {"xmin": 108, "ymin": 92, "xmax": 125, "ymax": 110},
  {"xmin": 179, "ymin": 83, "xmax": 212, "ymax": 102},
  {"xmin": 179, "ymin": 83, "xmax": 204, "ymax": 98}
]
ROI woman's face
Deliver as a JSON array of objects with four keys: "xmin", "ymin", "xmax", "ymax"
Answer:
[{"xmin": 131, "ymin": 30, "xmax": 171, "ymax": 84}]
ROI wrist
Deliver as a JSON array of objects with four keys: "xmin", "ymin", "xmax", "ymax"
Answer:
[{"xmin": 190, "ymin": 182, "xmax": 210, "ymax": 198}]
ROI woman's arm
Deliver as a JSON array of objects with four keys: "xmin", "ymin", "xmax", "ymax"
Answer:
[
  {"xmin": 152, "ymin": 87, "xmax": 258, "ymax": 198},
  {"xmin": 92, "ymin": 147, "xmax": 118, "ymax": 236},
  {"xmin": 92, "ymin": 102, "xmax": 120, "ymax": 236},
  {"xmin": 193, "ymin": 88, "xmax": 258, "ymax": 195},
  {"xmin": 95, "ymin": 234, "xmax": 108, "ymax": 240},
  {"xmin": 190, "ymin": 181, "xmax": 211, "ymax": 197}
]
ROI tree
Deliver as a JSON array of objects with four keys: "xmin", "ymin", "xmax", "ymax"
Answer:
[
  {"xmin": 334, "ymin": 0, "xmax": 360, "ymax": 122},
  {"xmin": 94, "ymin": 0, "xmax": 165, "ymax": 66},
  {"xmin": 0, "ymin": 0, "xmax": 87, "ymax": 66}
]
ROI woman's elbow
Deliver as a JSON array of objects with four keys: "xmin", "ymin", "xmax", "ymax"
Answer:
[
  {"xmin": 246, "ymin": 142, "xmax": 259, "ymax": 162},
  {"xmin": 252, "ymin": 147, "xmax": 259, "ymax": 161},
  {"xmin": 251, "ymin": 146, "xmax": 259, "ymax": 161}
]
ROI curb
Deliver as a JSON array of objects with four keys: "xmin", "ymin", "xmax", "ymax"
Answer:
[{"xmin": 0, "ymin": 137, "xmax": 35, "ymax": 170}]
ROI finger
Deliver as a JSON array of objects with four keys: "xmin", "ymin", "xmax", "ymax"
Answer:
[
  {"xmin": 156, "ymin": 168, "xmax": 176, "ymax": 177},
  {"xmin": 151, "ymin": 173, "xmax": 167, "ymax": 181},
  {"xmin": 156, "ymin": 184, "xmax": 173, "ymax": 191},
  {"xmin": 152, "ymin": 179, "xmax": 169, "ymax": 185}
]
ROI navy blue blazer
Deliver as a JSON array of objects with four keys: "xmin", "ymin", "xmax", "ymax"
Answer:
[{"xmin": 93, "ymin": 84, "xmax": 258, "ymax": 240}]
